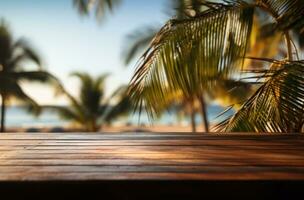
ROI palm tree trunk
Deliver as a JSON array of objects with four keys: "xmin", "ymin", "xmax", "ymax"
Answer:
[
  {"xmin": 190, "ymin": 107, "xmax": 196, "ymax": 133},
  {"xmin": 198, "ymin": 96, "xmax": 209, "ymax": 133},
  {"xmin": 284, "ymin": 31, "xmax": 293, "ymax": 61},
  {"xmin": 1, "ymin": 94, "xmax": 6, "ymax": 133},
  {"xmin": 92, "ymin": 120, "xmax": 98, "ymax": 132}
]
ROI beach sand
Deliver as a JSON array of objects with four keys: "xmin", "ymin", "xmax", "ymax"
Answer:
[
  {"xmin": 6, "ymin": 124, "xmax": 211, "ymax": 133},
  {"xmin": 102, "ymin": 124, "xmax": 209, "ymax": 133}
]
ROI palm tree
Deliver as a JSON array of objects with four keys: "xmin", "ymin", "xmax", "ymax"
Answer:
[
  {"xmin": 103, "ymin": 85, "xmax": 134, "ymax": 125},
  {"xmin": 122, "ymin": 0, "xmax": 204, "ymax": 65},
  {"xmin": 146, "ymin": 78, "xmax": 255, "ymax": 133},
  {"xmin": 123, "ymin": 0, "xmax": 214, "ymax": 132},
  {"xmin": 0, "ymin": 20, "xmax": 59, "ymax": 133},
  {"xmin": 53, "ymin": 72, "xmax": 132, "ymax": 132},
  {"xmin": 128, "ymin": 0, "xmax": 304, "ymax": 133},
  {"xmin": 54, "ymin": 72, "xmax": 108, "ymax": 132},
  {"xmin": 73, "ymin": 0, "xmax": 121, "ymax": 22},
  {"xmin": 216, "ymin": 60, "xmax": 304, "ymax": 133},
  {"xmin": 169, "ymin": 93, "xmax": 202, "ymax": 133}
]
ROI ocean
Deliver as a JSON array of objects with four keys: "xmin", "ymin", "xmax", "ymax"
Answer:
[{"xmin": 4, "ymin": 105, "xmax": 234, "ymax": 128}]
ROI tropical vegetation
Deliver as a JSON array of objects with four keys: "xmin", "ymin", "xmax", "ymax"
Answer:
[
  {"xmin": 1, "ymin": 0, "xmax": 303, "ymax": 133},
  {"xmin": 128, "ymin": 0, "xmax": 304, "ymax": 133},
  {"xmin": 123, "ymin": 1, "xmax": 256, "ymax": 133},
  {"xmin": 0, "ymin": 20, "xmax": 59, "ymax": 132},
  {"xmin": 52, "ymin": 72, "xmax": 132, "ymax": 132},
  {"xmin": 73, "ymin": 0, "xmax": 121, "ymax": 22}
]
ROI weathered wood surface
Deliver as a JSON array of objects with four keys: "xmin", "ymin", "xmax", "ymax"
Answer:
[{"xmin": 0, "ymin": 133, "xmax": 303, "ymax": 181}]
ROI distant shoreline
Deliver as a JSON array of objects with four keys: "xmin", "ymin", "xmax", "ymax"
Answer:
[
  {"xmin": 3, "ymin": 105, "xmax": 232, "ymax": 130},
  {"xmin": 6, "ymin": 124, "xmax": 213, "ymax": 133}
]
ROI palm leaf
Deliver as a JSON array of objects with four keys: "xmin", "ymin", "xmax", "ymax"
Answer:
[
  {"xmin": 103, "ymin": 86, "xmax": 133, "ymax": 123},
  {"xmin": 11, "ymin": 71, "xmax": 64, "ymax": 101},
  {"xmin": 122, "ymin": 26, "xmax": 158, "ymax": 65},
  {"xmin": 12, "ymin": 71, "xmax": 58, "ymax": 83},
  {"xmin": 54, "ymin": 81, "xmax": 85, "ymax": 123},
  {"xmin": 129, "ymin": 1, "xmax": 254, "ymax": 118},
  {"xmin": 0, "ymin": 20, "xmax": 12, "ymax": 64},
  {"xmin": 7, "ymin": 81, "xmax": 41, "ymax": 115},
  {"xmin": 54, "ymin": 106, "xmax": 85, "ymax": 124},
  {"xmin": 168, "ymin": 0, "xmax": 206, "ymax": 18},
  {"xmin": 256, "ymin": 0, "xmax": 304, "ymax": 31},
  {"xmin": 71, "ymin": 72, "xmax": 108, "ymax": 115},
  {"xmin": 122, "ymin": 0, "xmax": 211, "ymax": 65},
  {"xmin": 216, "ymin": 60, "xmax": 304, "ymax": 133},
  {"xmin": 73, "ymin": 0, "xmax": 121, "ymax": 21},
  {"xmin": 13, "ymin": 39, "xmax": 41, "ymax": 67},
  {"xmin": 54, "ymin": 72, "xmax": 110, "ymax": 128}
]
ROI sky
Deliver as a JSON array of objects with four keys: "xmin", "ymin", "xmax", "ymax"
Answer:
[{"xmin": 0, "ymin": 0, "xmax": 170, "ymax": 105}]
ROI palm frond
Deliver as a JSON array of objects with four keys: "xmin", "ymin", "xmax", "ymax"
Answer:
[
  {"xmin": 122, "ymin": 0, "xmax": 212, "ymax": 66},
  {"xmin": 8, "ymin": 82, "xmax": 41, "ymax": 116},
  {"xmin": 74, "ymin": 0, "xmax": 90, "ymax": 15},
  {"xmin": 54, "ymin": 81, "xmax": 85, "ymax": 123},
  {"xmin": 122, "ymin": 26, "xmax": 158, "ymax": 65},
  {"xmin": 168, "ymin": 0, "xmax": 206, "ymax": 19},
  {"xmin": 129, "ymin": 1, "xmax": 254, "ymax": 118},
  {"xmin": 0, "ymin": 20, "xmax": 12, "ymax": 64},
  {"xmin": 12, "ymin": 71, "xmax": 57, "ymax": 83},
  {"xmin": 73, "ymin": 0, "xmax": 121, "ymax": 22},
  {"xmin": 217, "ymin": 60, "xmax": 304, "ymax": 133},
  {"xmin": 71, "ymin": 72, "xmax": 107, "ymax": 114},
  {"xmin": 256, "ymin": 0, "xmax": 304, "ymax": 31},
  {"xmin": 103, "ymin": 86, "xmax": 133, "ymax": 123},
  {"xmin": 94, "ymin": 73, "xmax": 109, "ymax": 91},
  {"xmin": 54, "ymin": 106, "xmax": 84, "ymax": 124},
  {"xmin": 13, "ymin": 39, "xmax": 41, "ymax": 67},
  {"xmin": 53, "ymin": 72, "xmax": 114, "ymax": 131},
  {"xmin": 11, "ymin": 71, "xmax": 64, "ymax": 100}
]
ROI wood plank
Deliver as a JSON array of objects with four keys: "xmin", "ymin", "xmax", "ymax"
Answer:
[
  {"xmin": 1, "ymin": 158, "xmax": 304, "ymax": 166},
  {"xmin": 1, "ymin": 148, "xmax": 302, "ymax": 157},
  {"xmin": 1, "ymin": 170, "xmax": 304, "ymax": 181},
  {"xmin": 1, "ymin": 139, "xmax": 303, "ymax": 145},
  {"xmin": 1, "ymin": 165, "xmax": 304, "ymax": 173},
  {"xmin": 0, "ymin": 133, "xmax": 303, "ymax": 181},
  {"xmin": 1, "ymin": 145, "xmax": 303, "ymax": 151}
]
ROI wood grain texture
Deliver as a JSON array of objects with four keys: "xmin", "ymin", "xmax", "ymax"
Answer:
[{"xmin": 0, "ymin": 133, "xmax": 303, "ymax": 181}]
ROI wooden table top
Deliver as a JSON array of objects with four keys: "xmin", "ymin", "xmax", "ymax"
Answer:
[{"xmin": 0, "ymin": 133, "xmax": 303, "ymax": 181}]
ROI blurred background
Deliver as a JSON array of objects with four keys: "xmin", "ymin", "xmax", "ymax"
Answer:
[
  {"xmin": 0, "ymin": 0, "xmax": 234, "ymax": 133},
  {"xmin": 1, "ymin": 0, "xmax": 302, "ymax": 133}
]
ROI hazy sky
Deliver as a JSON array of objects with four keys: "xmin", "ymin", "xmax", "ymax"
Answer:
[{"xmin": 0, "ymin": 0, "xmax": 169, "ymax": 105}]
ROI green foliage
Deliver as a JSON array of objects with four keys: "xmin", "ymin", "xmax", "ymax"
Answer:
[
  {"xmin": 216, "ymin": 61, "xmax": 304, "ymax": 133},
  {"xmin": 0, "ymin": 20, "xmax": 59, "ymax": 132},
  {"xmin": 219, "ymin": 0, "xmax": 304, "ymax": 132},
  {"xmin": 129, "ymin": 1, "xmax": 254, "ymax": 119},
  {"xmin": 122, "ymin": 0, "xmax": 211, "ymax": 65},
  {"xmin": 53, "ymin": 73, "xmax": 133, "ymax": 132},
  {"xmin": 54, "ymin": 72, "xmax": 108, "ymax": 132},
  {"xmin": 0, "ymin": 23, "xmax": 57, "ymax": 105},
  {"xmin": 73, "ymin": 0, "xmax": 121, "ymax": 22},
  {"xmin": 128, "ymin": 0, "xmax": 304, "ymax": 133},
  {"xmin": 255, "ymin": 0, "xmax": 304, "ymax": 52},
  {"xmin": 123, "ymin": 26, "xmax": 158, "ymax": 65},
  {"xmin": 256, "ymin": 0, "xmax": 304, "ymax": 31},
  {"xmin": 103, "ymin": 86, "xmax": 133, "ymax": 123}
]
